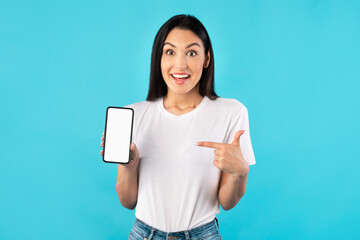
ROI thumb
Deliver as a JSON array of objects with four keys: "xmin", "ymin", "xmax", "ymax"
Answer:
[
  {"xmin": 213, "ymin": 160, "xmax": 221, "ymax": 170},
  {"xmin": 131, "ymin": 143, "xmax": 137, "ymax": 151},
  {"xmin": 231, "ymin": 130, "xmax": 245, "ymax": 146},
  {"xmin": 130, "ymin": 143, "xmax": 139, "ymax": 158}
]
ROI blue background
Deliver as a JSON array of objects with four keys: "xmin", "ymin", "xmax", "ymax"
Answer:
[{"xmin": 1, "ymin": 0, "xmax": 359, "ymax": 239}]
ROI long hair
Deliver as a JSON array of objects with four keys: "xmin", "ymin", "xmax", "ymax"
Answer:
[{"xmin": 146, "ymin": 14, "xmax": 218, "ymax": 101}]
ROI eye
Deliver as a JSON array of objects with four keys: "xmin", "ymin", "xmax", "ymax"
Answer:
[
  {"xmin": 187, "ymin": 51, "xmax": 197, "ymax": 56},
  {"xmin": 165, "ymin": 50, "xmax": 174, "ymax": 55}
]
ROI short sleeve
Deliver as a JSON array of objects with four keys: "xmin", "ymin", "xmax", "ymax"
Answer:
[
  {"xmin": 225, "ymin": 106, "xmax": 256, "ymax": 165},
  {"xmin": 123, "ymin": 103, "xmax": 137, "ymax": 144}
]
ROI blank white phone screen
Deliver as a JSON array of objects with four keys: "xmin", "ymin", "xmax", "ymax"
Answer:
[{"xmin": 103, "ymin": 107, "xmax": 134, "ymax": 164}]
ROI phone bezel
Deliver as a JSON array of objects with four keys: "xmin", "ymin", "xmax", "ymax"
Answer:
[{"xmin": 102, "ymin": 106, "xmax": 134, "ymax": 164}]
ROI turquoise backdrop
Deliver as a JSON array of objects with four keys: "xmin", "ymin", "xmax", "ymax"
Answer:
[{"xmin": 1, "ymin": 0, "xmax": 359, "ymax": 239}]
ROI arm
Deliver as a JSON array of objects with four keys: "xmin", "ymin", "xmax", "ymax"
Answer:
[
  {"xmin": 101, "ymin": 132, "xmax": 140, "ymax": 210},
  {"xmin": 115, "ymin": 143, "xmax": 140, "ymax": 210},
  {"xmin": 197, "ymin": 130, "xmax": 251, "ymax": 211},
  {"xmin": 218, "ymin": 171, "xmax": 248, "ymax": 211},
  {"xmin": 115, "ymin": 164, "xmax": 139, "ymax": 210}
]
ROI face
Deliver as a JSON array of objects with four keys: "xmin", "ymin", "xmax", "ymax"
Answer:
[{"xmin": 161, "ymin": 28, "xmax": 210, "ymax": 96}]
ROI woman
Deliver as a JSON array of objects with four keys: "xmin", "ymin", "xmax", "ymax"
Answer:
[{"xmin": 100, "ymin": 14, "xmax": 256, "ymax": 240}]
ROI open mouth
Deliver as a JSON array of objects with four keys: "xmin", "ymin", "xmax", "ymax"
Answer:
[
  {"xmin": 171, "ymin": 74, "xmax": 190, "ymax": 83},
  {"xmin": 171, "ymin": 74, "xmax": 190, "ymax": 81}
]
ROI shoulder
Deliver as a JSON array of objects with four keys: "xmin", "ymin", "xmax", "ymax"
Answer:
[
  {"xmin": 124, "ymin": 100, "xmax": 148, "ymax": 109},
  {"xmin": 209, "ymin": 96, "xmax": 247, "ymax": 113},
  {"xmin": 124, "ymin": 98, "xmax": 160, "ymax": 112}
]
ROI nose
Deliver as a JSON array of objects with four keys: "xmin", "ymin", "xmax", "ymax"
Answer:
[{"xmin": 174, "ymin": 54, "xmax": 187, "ymax": 69}]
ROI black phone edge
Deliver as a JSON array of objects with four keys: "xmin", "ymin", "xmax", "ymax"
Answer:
[{"xmin": 102, "ymin": 106, "xmax": 134, "ymax": 164}]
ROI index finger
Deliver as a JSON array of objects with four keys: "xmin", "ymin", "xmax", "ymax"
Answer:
[{"xmin": 196, "ymin": 141, "xmax": 224, "ymax": 149}]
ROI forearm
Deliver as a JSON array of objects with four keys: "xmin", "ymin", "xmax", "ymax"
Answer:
[
  {"xmin": 116, "ymin": 168, "xmax": 139, "ymax": 209},
  {"xmin": 218, "ymin": 173, "xmax": 248, "ymax": 211}
]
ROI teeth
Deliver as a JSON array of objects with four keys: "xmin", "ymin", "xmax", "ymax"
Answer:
[{"xmin": 172, "ymin": 74, "xmax": 189, "ymax": 79}]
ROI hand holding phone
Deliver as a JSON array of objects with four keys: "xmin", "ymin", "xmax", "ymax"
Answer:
[
  {"xmin": 100, "ymin": 133, "xmax": 140, "ymax": 169},
  {"xmin": 102, "ymin": 107, "xmax": 135, "ymax": 164}
]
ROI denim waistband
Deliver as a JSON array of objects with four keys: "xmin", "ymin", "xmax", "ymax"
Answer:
[{"xmin": 131, "ymin": 217, "xmax": 220, "ymax": 240}]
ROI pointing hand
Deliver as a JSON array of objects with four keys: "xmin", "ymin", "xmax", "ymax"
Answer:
[{"xmin": 196, "ymin": 130, "xmax": 249, "ymax": 177}]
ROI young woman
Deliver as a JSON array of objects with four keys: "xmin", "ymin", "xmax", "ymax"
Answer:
[{"xmin": 100, "ymin": 14, "xmax": 256, "ymax": 240}]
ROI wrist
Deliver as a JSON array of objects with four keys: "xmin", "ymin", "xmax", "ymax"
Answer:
[
  {"xmin": 123, "ymin": 165, "xmax": 139, "ymax": 176},
  {"xmin": 230, "ymin": 171, "xmax": 248, "ymax": 180}
]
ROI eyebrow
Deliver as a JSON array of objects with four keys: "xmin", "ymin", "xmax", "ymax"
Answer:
[{"xmin": 164, "ymin": 42, "xmax": 201, "ymax": 48}]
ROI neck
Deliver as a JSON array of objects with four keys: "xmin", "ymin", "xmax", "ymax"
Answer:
[{"xmin": 163, "ymin": 89, "xmax": 203, "ymax": 109}]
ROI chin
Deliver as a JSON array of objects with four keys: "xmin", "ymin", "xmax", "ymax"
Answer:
[{"xmin": 167, "ymin": 86, "xmax": 190, "ymax": 94}]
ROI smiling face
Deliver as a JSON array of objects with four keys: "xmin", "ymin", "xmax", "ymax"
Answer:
[{"xmin": 161, "ymin": 28, "xmax": 210, "ymax": 97}]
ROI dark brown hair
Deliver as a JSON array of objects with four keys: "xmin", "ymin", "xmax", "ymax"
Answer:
[{"xmin": 146, "ymin": 14, "xmax": 219, "ymax": 101}]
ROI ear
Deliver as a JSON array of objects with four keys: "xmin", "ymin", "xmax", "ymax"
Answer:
[{"xmin": 204, "ymin": 50, "xmax": 210, "ymax": 68}]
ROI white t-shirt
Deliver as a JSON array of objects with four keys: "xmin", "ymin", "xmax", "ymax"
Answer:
[{"xmin": 124, "ymin": 95, "xmax": 256, "ymax": 232}]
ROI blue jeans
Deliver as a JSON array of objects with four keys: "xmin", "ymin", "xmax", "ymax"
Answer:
[{"xmin": 128, "ymin": 217, "xmax": 222, "ymax": 240}]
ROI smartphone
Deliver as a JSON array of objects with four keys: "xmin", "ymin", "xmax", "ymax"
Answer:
[{"xmin": 103, "ymin": 106, "xmax": 134, "ymax": 164}]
